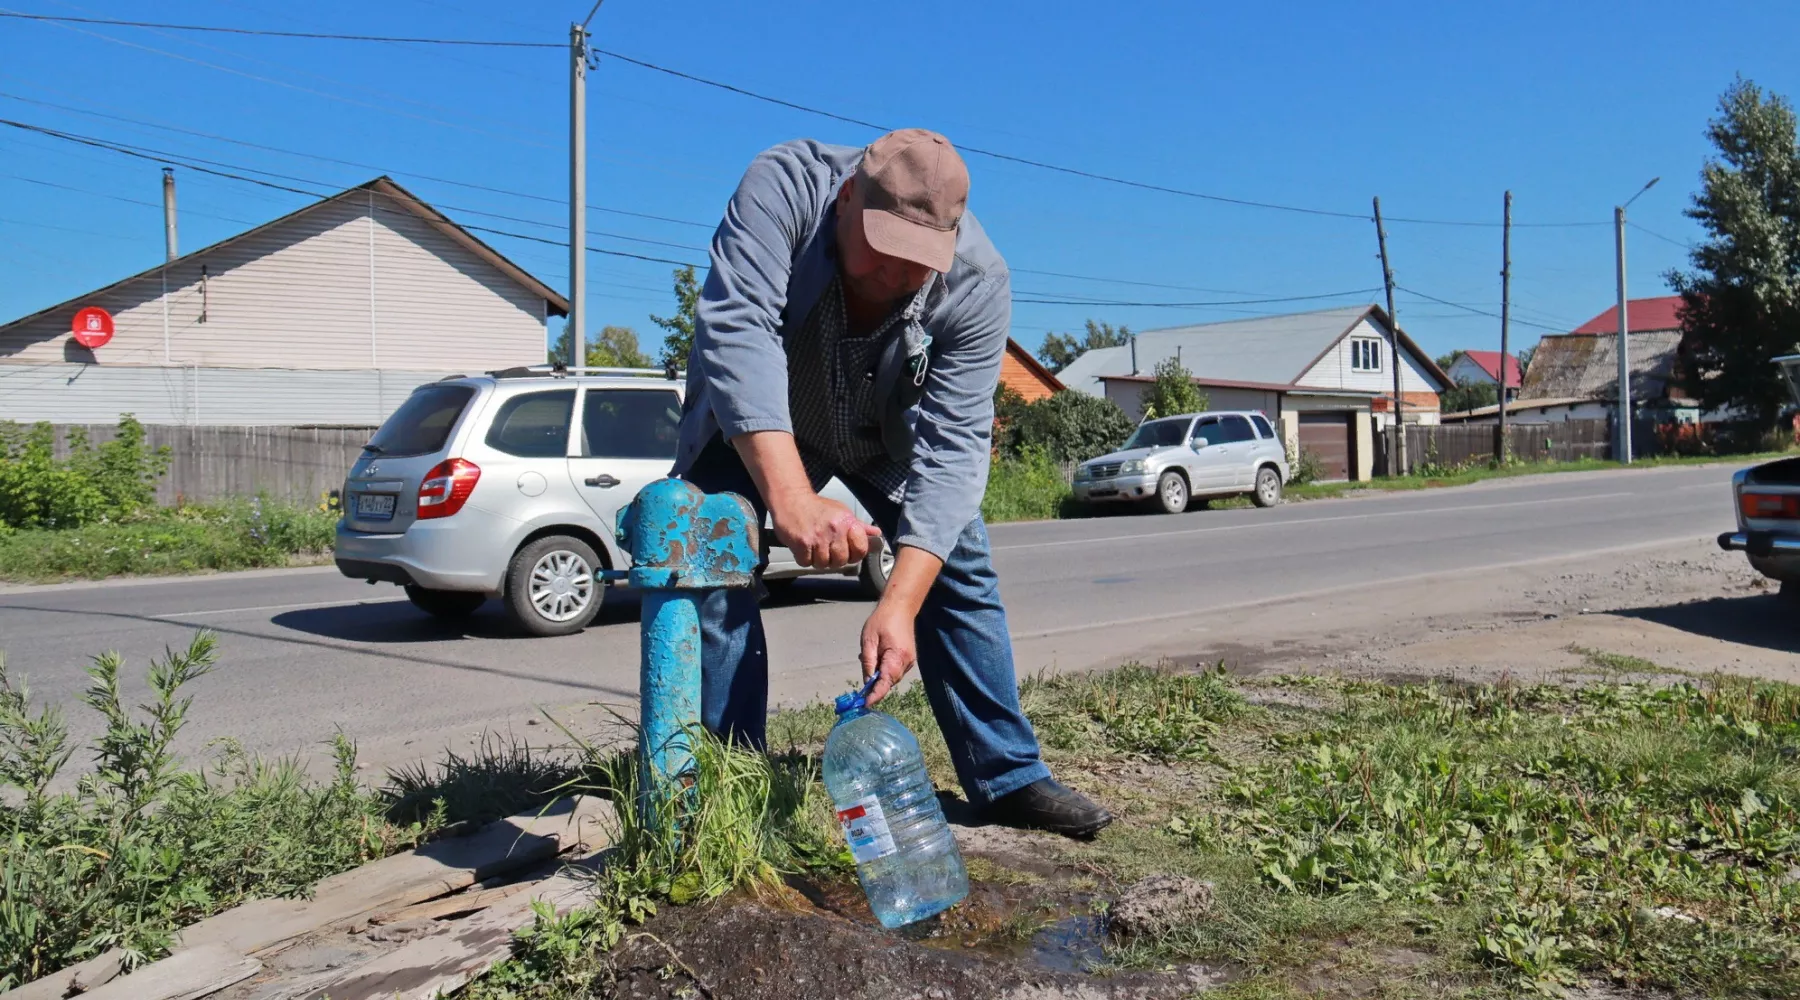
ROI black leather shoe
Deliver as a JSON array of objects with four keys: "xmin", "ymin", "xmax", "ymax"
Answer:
[{"xmin": 982, "ymin": 778, "xmax": 1113, "ymax": 839}]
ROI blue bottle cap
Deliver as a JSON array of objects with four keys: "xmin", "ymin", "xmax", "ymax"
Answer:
[{"xmin": 835, "ymin": 691, "xmax": 865, "ymax": 715}]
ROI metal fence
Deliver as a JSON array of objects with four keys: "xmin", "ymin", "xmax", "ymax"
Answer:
[
  {"xmin": 45, "ymin": 423, "xmax": 376, "ymax": 506},
  {"xmin": 1373, "ymin": 418, "xmax": 1614, "ymax": 476}
]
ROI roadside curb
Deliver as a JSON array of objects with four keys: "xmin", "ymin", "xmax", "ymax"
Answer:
[
  {"xmin": 0, "ymin": 563, "xmax": 340, "ymax": 596},
  {"xmin": 1, "ymin": 795, "xmax": 613, "ymax": 1000}
]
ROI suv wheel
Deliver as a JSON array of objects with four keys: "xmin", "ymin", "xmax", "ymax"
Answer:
[
  {"xmin": 1252, "ymin": 466, "xmax": 1284, "ymax": 508},
  {"xmin": 1154, "ymin": 471, "xmax": 1188, "ymax": 515},
  {"xmin": 506, "ymin": 535, "xmax": 603, "ymax": 637},
  {"xmin": 405, "ymin": 585, "xmax": 486, "ymax": 619},
  {"xmin": 859, "ymin": 540, "xmax": 894, "ymax": 599}
]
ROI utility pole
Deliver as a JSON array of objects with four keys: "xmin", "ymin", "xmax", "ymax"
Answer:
[
  {"xmin": 1373, "ymin": 196, "xmax": 1406, "ymax": 476},
  {"xmin": 1614, "ymin": 177, "xmax": 1659, "ymax": 465},
  {"xmin": 1499, "ymin": 190, "xmax": 1512, "ymax": 463},
  {"xmin": 567, "ymin": 21, "xmax": 589, "ymax": 368},
  {"xmin": 162, "ymin": 167, "xmax": 178, "ymax": 261}
]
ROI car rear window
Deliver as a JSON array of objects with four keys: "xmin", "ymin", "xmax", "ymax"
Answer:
[
  {"xmin": 485, "ymin": 389, "xmax": 576, "ymax": 458},
  {"xmin": 581, "ymin": 389, "xmax": 682, "ymax": 459},
  {"xmin": 365, "ymin": 384, "xmax": 474, "ymax": 458},
  {"xmin": 1251, "ymin": 415, "xmax": 1276, "ymax": 439},
  {"xmin": 1221, "ymin": 415, "xmax": 1256, "ymax": 443}
]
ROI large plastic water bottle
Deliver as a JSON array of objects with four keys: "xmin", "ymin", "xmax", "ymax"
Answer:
[{"xmin": 823, "ymin": 681, "xmax": 969, "ymax": 928}]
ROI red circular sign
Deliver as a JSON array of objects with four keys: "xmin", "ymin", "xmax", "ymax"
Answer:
[{"xmin": 71, "ymin": 307, "xmax": 114, "ymax": 349}]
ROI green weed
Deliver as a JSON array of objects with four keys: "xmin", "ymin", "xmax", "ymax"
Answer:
[
  {"xmin": 0, "ymin": 634, "xmax": 433, "ymax": 989},
  {"xmin": 0, "ymin": 497, "xmax": 338, "ymax": 582}
]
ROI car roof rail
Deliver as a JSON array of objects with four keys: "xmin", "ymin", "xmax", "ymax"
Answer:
[{"xmin": 489, "ymin": 363, "xmax": 686, "ymax": 381}]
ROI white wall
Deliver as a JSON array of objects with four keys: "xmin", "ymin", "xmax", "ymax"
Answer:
[
  {"xmin": 0, "ymin": 363, "xmax": 461, "ymax": 425},
  {"xmin": 1102, "ymin": 380, "xmax": 1279, "ymax": 420},
  {"xmin": 1297, "ymin": 317, "xmax": 1443, "ymax": 396},
  {"xmin": 0, "ymin": 190, "xmax": 549, "ymax": 373},
  {"xmin": 1447, "ymin": 355, "xmax": 1498, "ymax": 386}
]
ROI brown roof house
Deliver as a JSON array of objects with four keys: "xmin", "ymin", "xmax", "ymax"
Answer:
[{"xmin": 0, "ymin": 176, "xmax": 568, "ymax": 426}]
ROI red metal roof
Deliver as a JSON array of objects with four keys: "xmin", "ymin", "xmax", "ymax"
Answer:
[
  {"xmin": 1571, "ymin": 295, "xmax": 1684, "ymax": 335},
  {"xmin": 1458, "ymin": 350, "xmax": 1522, "ymax": 388}
]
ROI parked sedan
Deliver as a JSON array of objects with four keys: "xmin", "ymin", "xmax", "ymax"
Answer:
[
  {"xmin": 1072, "ymin": 410, "xmax": 1289, "ymax": 514},
  {"xmin": 1716, "ymin": 354, "xmax": 1800, "ymax": 605}
]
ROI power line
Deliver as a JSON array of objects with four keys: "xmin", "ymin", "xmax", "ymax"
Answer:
[
  {"xmin": 0, "ymin": 117, "xmax": 709, "ymax": 268},
  {"xmin": 1396, "ymin": 286, "xmax": 1566, "ymax": 333},
  {"xmin": 4, "ymin": 10, "xmax": 1604, "ymax": 228},
  {"xmin": 0, "ymin": 88, "xmax": 715, "ymax": 229},
  {"xmin": 1628, "ymin": 221, "xmax": 1697, "ymax": 251},
  {"xmin": 1013, "ymin": 287, "xmax": 1381, "ymax": 308},
  {"xmin": 1, "ymin": 171, "xmax": 257, "ymax": 225},
  {"xmin": 0, "ymin": 11, "xmax": 560, "ymax": 47}
]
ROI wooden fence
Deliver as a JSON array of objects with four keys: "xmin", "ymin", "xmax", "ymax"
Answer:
[
  {"xmin": 46, "ymin": 423, "xmax": 377, "ymax": 506},
  {"xmin": 1373, "ymin": 418, "xmax": 1613, "ymax": 476}
]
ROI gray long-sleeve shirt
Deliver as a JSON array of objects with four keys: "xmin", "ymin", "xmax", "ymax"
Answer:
[{"xmin": 670, "ymin": 139, "xmax": 1012, "ymax": 560}]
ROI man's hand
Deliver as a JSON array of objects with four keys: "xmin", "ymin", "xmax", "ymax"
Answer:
[
  {"xmin": 860, "ymin": 545, "xmax": 945, "ymax": 705},
  {"xmin": 770, "ymin": 492, "xmax": 881, "ymax": 570}
]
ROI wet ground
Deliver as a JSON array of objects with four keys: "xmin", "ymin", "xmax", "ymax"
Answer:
[{"xmin": 608, "ymin": 831, "xmax": 1234, "ymax": 1000}]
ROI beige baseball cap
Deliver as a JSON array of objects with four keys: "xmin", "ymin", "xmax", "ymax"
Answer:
[{"xmin": 856, "ymin": 128, "xmax": 968, "ymax": 273}]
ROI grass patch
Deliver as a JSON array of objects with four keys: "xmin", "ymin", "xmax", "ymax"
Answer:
[
  {"xmin": 1285, "ymin": 449, "xmax": 1796, "ymax": 501},
  {"xmin": 0, "ymin": 497, "xmax": 338, "ymax": 583},
  {"xmin": 462, "ymin": 727, "xmax": 848, "ymax": 998},
  {"xmin": 1167, "ymin": 674, "xmax": 1800, "ymax": 997},
  {"xmin": 981, "ymin": 446, "xmax": 1074, "ymax": 524}
]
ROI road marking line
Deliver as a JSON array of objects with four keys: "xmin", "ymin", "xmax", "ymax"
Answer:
[
  {"xmin": 1007, "ymin": 533, "xmax": 1713, "ymax": 641},
  {"xmin": 154, "ymin": 597, "xmax": 406, "ymax": 619},
  {"xmin": 993, "ymin": 491, "xmax": 1638, "ymax": 552}
]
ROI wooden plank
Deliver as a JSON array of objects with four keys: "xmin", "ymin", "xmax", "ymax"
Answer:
[
  {"xmin": 308, "ymin": 872, "xmax": 592, "ymax": 1000},
  {"xmin": 366, "ymin": 879, "xmax": 537, "ymax": 926},
  {"xmin": 0, "ymin": 948, "xmax": 125, "ymax": 1000},
  {"xmin": 178, "ymin": 796, "xmax": 610, "ymax": 957},
  {"xmin": 77, "ymin": 944, "xmax": 259, "ymax": 1000}
]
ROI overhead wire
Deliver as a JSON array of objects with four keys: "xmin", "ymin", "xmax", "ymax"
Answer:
[
  {"xmin": 1396, "ymin": 286, "xmax": 1568, "ymax": 333},
  {"xmin": 1628, "ymin": 221, "xmax": 1698, "ymax": 251},
  {"xmin": 1013, "ymin": 287, "xmax": 1383, "ymax": 308},
  {"xmin": 1, "ymin": 10, "xmax": 1608, "ymax": 229}
]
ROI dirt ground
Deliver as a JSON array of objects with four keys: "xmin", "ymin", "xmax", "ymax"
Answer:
[{"xmin": 597, "ymin": 538, "xmax": 1791, "ymax": 1000}]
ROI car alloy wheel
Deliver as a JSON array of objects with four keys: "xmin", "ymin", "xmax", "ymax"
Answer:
[
  {"xmin": 528, "ymin": 548, "xmax": 594, "ymax": 623},
  {"xmin": 1254, "ymin": 467, "xmax": 1283, "ymax": 508},
  {"xmin": 1156, "ymin": 471, "xmax": 1188, "ymax": 514}
]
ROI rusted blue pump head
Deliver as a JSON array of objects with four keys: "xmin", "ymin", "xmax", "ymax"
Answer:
[{"xmin": 616, "ymin": 478, "xmax": 760, "ymax": 825}]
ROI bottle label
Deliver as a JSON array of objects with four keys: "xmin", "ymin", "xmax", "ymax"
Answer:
[{"xmin": 836, "ymin": 794, "xmax": 897, "ymax": 864}]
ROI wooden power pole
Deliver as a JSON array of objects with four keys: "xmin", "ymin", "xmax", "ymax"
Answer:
[
  {"xmin": 1372, "ymin": 197, "xmax": 1406, "ymax": 476},
  {"xmin": 1499, "ymin": 190, "xmax": 1512, "ymax": 464}
]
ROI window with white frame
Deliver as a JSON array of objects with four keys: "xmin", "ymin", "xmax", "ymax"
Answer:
[{"xmin": 1350, "ymin": 338, "xmax": 1383, "ymax": 372}]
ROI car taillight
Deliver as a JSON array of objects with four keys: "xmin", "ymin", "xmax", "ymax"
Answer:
[
  {"xmin": 1740, "ymin": 491, "xmax": 1800, "ymax": 520},
  {"xmin": 417, "ymin": 459, "xmax": 481, "ymax": 519}
]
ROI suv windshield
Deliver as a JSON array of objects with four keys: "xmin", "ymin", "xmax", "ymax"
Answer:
[
  {"xmin": 366, "ymin": 384, "xmax": 475, "ymax": 457},
  {"xmin": 1122, "ymin": 418, "xmax": 1191, "ymax": 450},
  {"xmin": 1781, "ymin": 356, "xmax": 1800, "ymax": 408}
]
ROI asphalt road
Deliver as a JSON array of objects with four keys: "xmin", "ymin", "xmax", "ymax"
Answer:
[{"xmin": 0, "ymin": 464, "xmax": 1741, "ymax": 771}]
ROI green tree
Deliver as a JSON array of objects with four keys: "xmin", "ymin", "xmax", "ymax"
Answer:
[
  {"xmin": 1441, "ymin": 379, "xmax": 1499, "ymax": 414},
  {"xmin": 1037, "ymin": 320, "xmax": 1130, "ymax": 373},
  {"xmin": 651, "ymin": 265, "xmax": 701, "ymax": 369},
  {"xmin": 1435, "ymin": 351, "xmax": 1463, "ymax": 372},
  {"xmin": 1669, "ymin": 78, "xmax": 1800, "ymax": 425},
  {"xmin": 548, "ymin": 325, "xmax": 652, "ymax": 368},
  {"xmin": 1139, "ymin": 356, "xmax": 1208, "ymax": 420},
  {"xmin": 992, "ymin": 387, "xmax": 1135, "ymax": 465},
  {"xmin": 1516, "ymin": 343, "xmax": 1537, "ymax": 380}
]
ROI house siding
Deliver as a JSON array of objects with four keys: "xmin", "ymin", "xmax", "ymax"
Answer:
[
  {"xmin": 999, "ymin": 345, "xmax": 1058, "ymax": 402},
  {"xmin": 1296, "ymin": 318, "xmax": 1442, "ymax": 398},
  {"xmin": 0, "ymin": 190, "xmax": 547, "ymax": 372},
  {"xmin": 1447, "ymin": 355, "xmax": 1497, "ymax": 386},
  {"xmin": 0, "ymin": 363, "xmax": 459, "ymax": 425}
]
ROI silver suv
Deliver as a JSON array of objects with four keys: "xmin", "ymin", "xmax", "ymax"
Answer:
[
  {"xmin": 334, "ymin": 367, "xmax": 890, "ymax": 636},
  {"xmin": 1072, "ymin": 410, "xmax": 1289, "ymax": 514}
]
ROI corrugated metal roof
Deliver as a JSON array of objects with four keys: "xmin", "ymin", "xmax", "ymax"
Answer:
[{"xmin": 1571, "ymin": 295, "xmax": 1684, "ymax": 335}]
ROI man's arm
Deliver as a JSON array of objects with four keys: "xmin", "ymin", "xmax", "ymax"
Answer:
[{"xmin": 733, "ymin": 431, "xmax": 877, "ymax": 569}]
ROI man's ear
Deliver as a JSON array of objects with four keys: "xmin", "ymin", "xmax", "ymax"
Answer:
[{"xmin": 836, "ymin": 175, "xmax": 855, "ymax": 209}]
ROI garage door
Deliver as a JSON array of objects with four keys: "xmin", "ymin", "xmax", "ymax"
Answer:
[{"xmin": 1297, "ymin": 412, "xmax": 1352, "ymax": 481}]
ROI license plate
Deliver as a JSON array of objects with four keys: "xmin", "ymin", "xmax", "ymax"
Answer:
[{"xmin": 355, "ymin": 493, "xmax": 397, "ymax": 519}]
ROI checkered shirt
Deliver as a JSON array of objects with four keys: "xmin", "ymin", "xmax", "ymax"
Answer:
[{"xmin": 785, "ymin": 276, "xmax": 924, "ymax": 504}]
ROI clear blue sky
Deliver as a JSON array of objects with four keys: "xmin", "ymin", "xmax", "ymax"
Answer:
[{"xmin": 3, "ymin": 0, "xmax": 1797, "ymax": 365}]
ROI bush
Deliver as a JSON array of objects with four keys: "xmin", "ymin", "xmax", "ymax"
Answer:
[
  {"xmin": 981, "ymin": 446, "xmax": 1072, "ymax": 523},
  {"xmin": 0, "ymin": 634, "xmax": 434, "ymax": 988},
  {"xmin": 0, "ymin": 417, "xmax": 170, "ymax": 529},
  {"xmin": 994, "ymin": 388, "xmax": 1135, "ymax": 466},
  {"xmin": 1138, "ymin": 356, "xmax": 1208, "ymax": 421}
]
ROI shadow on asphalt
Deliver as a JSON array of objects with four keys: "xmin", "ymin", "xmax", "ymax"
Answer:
[
  {"xmin": 271, "ymin": 590, "xmax": 642, "ymax": 643},
  {"xmin": 1613, "ymin": 592, "xmax": 1800, "ymax": 655}
]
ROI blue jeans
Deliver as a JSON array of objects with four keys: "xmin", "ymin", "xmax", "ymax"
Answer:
[{"xmin": 680, "ymin": 438, "xmax": 1051, "ymax": 805}]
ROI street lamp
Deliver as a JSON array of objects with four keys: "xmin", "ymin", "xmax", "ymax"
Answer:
[{"xmin": 1614, "ymin": 177, "xmax": 1659, "ymax": 465}]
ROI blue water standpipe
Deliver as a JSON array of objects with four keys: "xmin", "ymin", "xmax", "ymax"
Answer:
[{"xmin": 611, "ymin": 478, "xmax": 760, "ymax": 828}]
